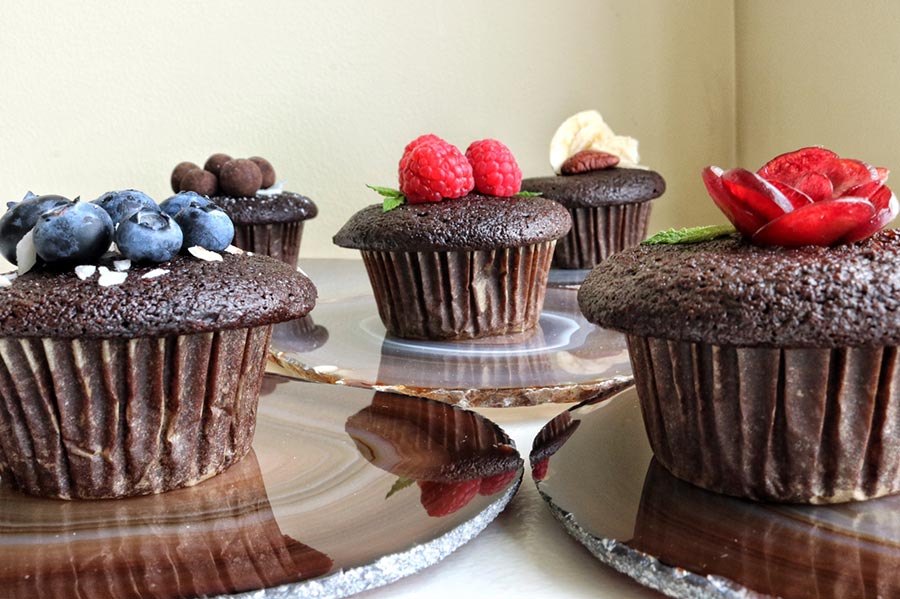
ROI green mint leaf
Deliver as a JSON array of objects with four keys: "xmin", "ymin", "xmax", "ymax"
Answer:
[
  {"xmin": 386, "ymin": 477, "xmax": 415, "ymax": 499},
  {"xmin": 514, "ymin": 190, "xmax": 542, "ymax": 197},
  {"xmin": 367, "ymin": 184, "xmax": 403, "ymax": 198},
  {"xmin": 642, "ymin": 225, "xmax": 736, "ymax": 245},
  {"xmin": 382, "ymin": 195, "xmax": 406, "ymax": 212}
]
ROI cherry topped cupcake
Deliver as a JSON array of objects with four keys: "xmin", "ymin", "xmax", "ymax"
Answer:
[
  {"xmin": 521, "ymin": 111, "xmax": 666, "ymax": 269},
  {"xmin": 334, "ymin": 134, "xmax": 571, "ymax": 340},
  {"xmin": 579, "ymin": 147, "xmax": 900, "ymax": 504},
  {"xmin": 171, "ymin": 154, "xmax": 317, "ymax": 268}
]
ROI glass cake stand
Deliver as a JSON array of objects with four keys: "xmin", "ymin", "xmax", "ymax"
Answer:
[
  {"xmin": 270, "ymin": 259, "xmax": 631, "ymax": 408},
  {"xmin": 0, "ymin": 376, "xmax": 522, "ymax": 599},
  {"xmin": 532, "ymin": 386, "xmax": 900, "ymax": 598}
]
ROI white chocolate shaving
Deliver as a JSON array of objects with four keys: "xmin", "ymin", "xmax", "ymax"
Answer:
[
  {"xmin": 74, "ymin": 265, "xmax": 97, "ymax": 280},
  {"xmin": 141, "ymin": 268, "xmax": 169, "ymax": 279},
  {"xmin": 113, "ymin": 259, "xmax": 131, "ymax": 272},
  {"xmin": 224, "ymin": 245, "xmax": 244, "ymax": 255},
  {"xmin": 312, "ymin": 365, "xmax": 338, "ymax": 374},
  {"xmin": 188, "ymin": 246, "xmax": 223, "ymax": 262},
  {"xmin": 0, "ymin": 276, "xmax": 11, "ymax": 288},
  {"xmin": 256, "ymin": 180, "xmax": 285, "ymax": 196},
  {"xmin": 97, "ymin": 266, "xmax": 127, "ymax": 287},
  {"xmin": 16, "ymin": 229, "xmax": 37, "ymax": 275}
]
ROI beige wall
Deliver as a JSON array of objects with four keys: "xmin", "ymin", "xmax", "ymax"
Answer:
[
  {"xmin": 736, "ymin": 0, "xmax": 900, "ymax": 204},
  {"xmin": 0, "ymin": 1, "xmax": 735, "ymax": 266}
]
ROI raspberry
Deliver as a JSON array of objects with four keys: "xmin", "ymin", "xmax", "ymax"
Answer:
[
  {"xmin": 478, "ymin": 470, "xmax": 518, "ymax": 496},
  {"xmin": 417, "ymin": 479, "xmax": 480, "ymax": 517},
  {"xmin": 398, "ymin": 136, "xmax": 474, "ymax": 204},
  {"xmin": 531, "ymin": 458, "xmax": 549, "ymax": 481},
  {"xmin": 465, "ymin": 139, "xmax": 522, "ymax": 197}
]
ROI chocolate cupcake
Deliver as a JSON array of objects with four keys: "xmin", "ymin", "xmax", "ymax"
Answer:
[
  {"xmin": 522, "ymin": 167, "xmax": 665, "ymax": 268},
  {"xmin": 0, "ymin": 252, "xmax": 316, "ymax": 499},
  {"xmin": 522, "ymin": 110, "xmax": 665, "ymax": 269},
  {"xmin": 578, "ymin": 147, "xmax": 900, "ymax": 504},
  {"xmin": 171, "ymin": 154, "xmax": 317, "ymax": 268},
  {"xmin": 334, "ymin": 134, "xmax": 571, "ymax": 340},
  {"xmin": 335, "ymin": 194, "xmax": 571, "ymax": 340}
]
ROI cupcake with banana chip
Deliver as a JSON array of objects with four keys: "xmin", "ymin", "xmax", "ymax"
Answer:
[{"xmin": 521, "ymin": 110, "xmax": 666, "ymax": 269}]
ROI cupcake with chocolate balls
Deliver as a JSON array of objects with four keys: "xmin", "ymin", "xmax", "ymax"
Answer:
[
  {"xmin": 521, "ymin": 110, "xmax": 666, "ymax": 269},
  {"xmin": 334, "ymin": 134, "xmax": 571, "ymax": 340},
  {"xmin": 170, "ymin": 154, "xmax": 317, "ymax": 268},
  {"xmin": 0, "ymin": 188, "xmax": 316, "ymax": 499},
  {"xmin": 579, "ymin": 147, "xmax": 900, "ymax": 504}
]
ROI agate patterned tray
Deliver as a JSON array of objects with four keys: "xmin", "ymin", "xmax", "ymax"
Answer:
[
  {"xmin": 269, "ymin": 260, "xmax": 630, "ymax": 408},
  {"xmin": 0, "ymin": 376, "xmax": 522, "ymax": 599}
]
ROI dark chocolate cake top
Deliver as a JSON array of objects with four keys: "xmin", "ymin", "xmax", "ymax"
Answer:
[
  {"xmin": 333, "ymin": 194, "xmax": 572, "ymax": 252},
  {"xmin": 0, "ymin": 253, "xmax": 316, "ymax": 339},
  {"xmin": 521, "ymin": 167, "xmax": 665, "ymax": 208},
  {"xmin": 578, "ymin": 229, "xmax": 900, "ymax": 348},
  {"xmin": 213, "ymin": 191, "xmax": 318, "ymax": 225}
]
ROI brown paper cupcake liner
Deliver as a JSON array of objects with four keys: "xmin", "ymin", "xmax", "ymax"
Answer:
[
  {"xmin": 233, "ymin": 221, "xmax": 305, "ymax": 268},
  {"xmin": 627, "ymin": 334, "xmax": 900, "ymax": 504},
  {"xmin": 552, "ymin": 202, "xmax": 651, "ymax": 269},
  {"xmin": 360, "ymin": 241, "xmax": 556, "ymax": 340},
  {"xmin": 0, "ymin": 326, "xmax": 272, "ymax": 499}
]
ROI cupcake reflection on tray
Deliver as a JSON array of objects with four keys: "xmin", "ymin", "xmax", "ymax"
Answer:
[
  {"xmin": 632, "ymin": 460, "xmax": 900, "ymax": 598},
  {"xmin": 345, "ymin": 391, "xmax": 523, "ymax": 517},
  {"xmin": 0, "ymin": 450, "xmax": 333, "ymax": 598},
  {"xmin": 272, "ymin": 315, "xmax": 330, "ymax": 353}
]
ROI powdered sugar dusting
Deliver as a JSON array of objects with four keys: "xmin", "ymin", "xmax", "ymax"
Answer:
[{"xmin": 188, "ymin": 246, "xmax": 223, "ymax": 262}]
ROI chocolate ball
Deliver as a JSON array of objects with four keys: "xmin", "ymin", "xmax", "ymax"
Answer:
[
  {"xmin": 171, "ymin": 161, "xmax": 200, "ymax": 193},
  {"xmin": 178, "ymin": 168, "xmax": 218, "ymax": 196},
  {"xmin": 219, "ymin": 159, "xmax": 263, "ymax": 197},
  {"xmin": 203, "ymin": 153, "xmax": 232, "ymax": 177},
  {"xmin": 249, "ymin": 156, "xmax": 277, "ymax": 189}
]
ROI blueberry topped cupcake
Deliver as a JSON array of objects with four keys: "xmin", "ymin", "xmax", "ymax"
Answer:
[
  {"xmin": 171, "ymin": 154, "xmax": 317, "ymax": 268},
  {"xmin": 579, "ymin": 147, "xmax": 900, "ymax": 504},
  {"xmin": 522, "ymin": 110, "xmax": 666, "ymax": 269},
  {"xmin": 334, "ymin": 135, "xmax": 571, "ymax": 340},
  {"xmin": 0, "ymin": 189, "xmax": 316, "ymax": 499}
]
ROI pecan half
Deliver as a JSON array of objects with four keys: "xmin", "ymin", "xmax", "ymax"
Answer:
[{"xmin": 560, "ymin": 150, "xmax": 620, "ymax": 175}]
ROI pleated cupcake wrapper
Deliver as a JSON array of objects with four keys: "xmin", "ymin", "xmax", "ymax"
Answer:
[
  {"xmin": 0, "ymin": 326, "xmax": 272, "ymax": 499},
  {"xmin": 627, "ymin": 335, "xmax": 900, "ymax": 504},
  {"xmin": 3, "ymin": 451, "xmax": 333, "ymax": 598},
  {"xmin": 233, "ymin": 221, "xmax": 304, "ymax": 268},
  {"xmin": 552, "ymin": 202, "xmax": 651, "ymax": 269},
  {"xmin": 360, "ymin": 241, "xmax": 556, "ymax": 340}
]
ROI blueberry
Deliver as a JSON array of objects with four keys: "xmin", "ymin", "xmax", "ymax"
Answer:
[
  {"xmin": 175, "ymin": 202, "xmax": 234, "ymax": 252},
  {"xmin": 32, "ymin": 201, "xmax": 114, "ymax": 263},
  {"xmin": 115, "ymin": 209, "xmax": 183, "ymax": 263},
  {"xmin": 158, "ymin": 191, "xmax": 213, "ymax": 218},
  {"xmin": 93, "ymin": 189, "xmax": 158, "ymax": 224},
  {"xmin": 0, "ymin": 193, "xmax": 74, "ymax": 263}
]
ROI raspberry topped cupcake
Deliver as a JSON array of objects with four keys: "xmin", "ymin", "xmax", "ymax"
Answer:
[
  {"xmin": 0, "ymin": 189, "xmax": 316, "ymax": 499},
  {"xmin": 334, "ymin": 134, "xmax": 571, "ymax": 340},
  {"xmin": 171, "ymin": 154, "xmax": 317, "ymax": 268},
  {"xmin": 522, "ymin": 111, "xmax": 666, "ymax": 269},
  {"xmin": 579, "ymin": 147, "xmax": 900, "ymax": 504}
]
